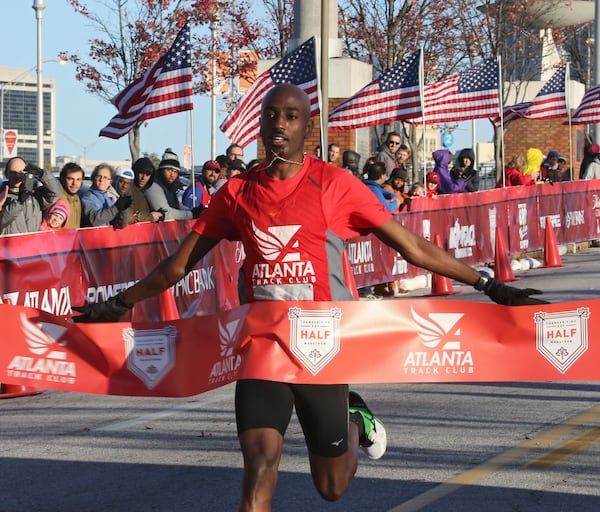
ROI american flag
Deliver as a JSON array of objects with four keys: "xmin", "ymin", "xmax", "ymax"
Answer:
[
  {"xmin": 411, "ymin": 58, "xmax": 500, "ymax": 125},
  {"xmin": 569, "ymin": 84, "xmax": 600, "ymax": 124},
  {"xmin": 99, "ymin": 22, "xmax": 193, "ymax": 139},
  {"xmin": 492, "ymin": 64, "xmax": 567, "ymax": 126},
  {"xmin": 328, "ymin": 50, "xmax": 421, "ymax": 130},
  {"xmin": 220, "ymin": 37, "xmax": 318, "ymax": 147},
  {"xmin": 492, "ymin": 102, "xmax": 530, "ymax": 126},
  {"xmin": 522, "ymin": 64, "xmax": 567, "ymax": 120}
]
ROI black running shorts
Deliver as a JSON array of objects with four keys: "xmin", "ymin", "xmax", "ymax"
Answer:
[{"xmin": 235, "ymin": 379, "xmax": 350, "ymax": 457}]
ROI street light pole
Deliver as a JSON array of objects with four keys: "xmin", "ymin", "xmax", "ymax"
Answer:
[
  {"xmin": 210, "ymin": 13, "xmax": 220, "ymax": 160},
  {"xmin": 33, "ymin": 0, "xmax": 46, "ymax": 166}
]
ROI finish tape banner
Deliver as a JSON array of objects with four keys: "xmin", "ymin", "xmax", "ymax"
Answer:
[{"xmin": 0, "ymin": 298, "xmax": 597, "ymax": 397}]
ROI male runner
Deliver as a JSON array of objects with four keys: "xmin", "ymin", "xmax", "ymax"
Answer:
[{"xmin": 74, "ymin": 83, "xmax": 542, "ymax": 511}]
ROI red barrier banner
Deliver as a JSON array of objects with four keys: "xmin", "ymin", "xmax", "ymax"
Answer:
[
  {"xmin": 1, "ymin": 299, "xmax": 597, "ymax": 397},
  {"xmin": 1, "ymin": 181, "xmax": 600, "ymax": 319}
]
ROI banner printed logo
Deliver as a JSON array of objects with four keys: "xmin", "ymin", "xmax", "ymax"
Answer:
[
  {"xmin": 208, "ymin": 318, "xmax": 244, "ymax": 385},
  {"xmin": 535, "ymin": 307, "xmax": 590, "ymax": 374},
  {"xmin": 405, "ymin": 307, "xmax": 474, "ymax": 375},
  {"xmin": 289, "ymin": 307, "xmax": 342, "ymax": 375},
  {"xmin": 123, "ymin": 326, "xmax": 176, "ymax": 389},
  {"xmin": 6, "ymin": 313, "xmax": 76, "ymax": 385}
]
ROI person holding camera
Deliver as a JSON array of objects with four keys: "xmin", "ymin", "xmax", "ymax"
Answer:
[{"xmin": 0, "ymin": 156, "xmax": 63, "ymax": 235}]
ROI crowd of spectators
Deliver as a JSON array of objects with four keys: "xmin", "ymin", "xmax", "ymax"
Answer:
[{"xmin": 1, "ymin": 135, "xmax": 598, "ymax": 237}]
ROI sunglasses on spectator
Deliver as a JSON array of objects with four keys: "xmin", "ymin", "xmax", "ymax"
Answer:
[{"xmin": 388, "ymin": 141, "xmax": 401, "ymax": 146}]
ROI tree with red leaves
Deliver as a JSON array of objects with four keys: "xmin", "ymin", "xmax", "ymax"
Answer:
[{"xmin": 62, "ymin": 0, "xmax": 270, "ymax": 160}]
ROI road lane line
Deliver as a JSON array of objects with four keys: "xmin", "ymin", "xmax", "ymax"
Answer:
[
  {"xmin": 387, "ymin": 403, "xmax": 600, "ymax": 512},
  {"xmin": 94, "ymin": 387, "xmax": 233, "ymax": 432},
  {"xmin": 527, "ymin": 424, "xmax": 600, "ymax": 468}
]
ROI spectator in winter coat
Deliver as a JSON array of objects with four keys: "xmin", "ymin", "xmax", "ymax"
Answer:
[
  {"xmin": 497, "ymin": 155, "xmax": 533, "ymax": 187},
  {"xmin": 523, "ymin": 148, "xmax": 543, "ymax": 183},
  {"xmin": 540, "ymin": 151, "xmax": 570, "ymax": 183},
  {"xmin": 59, "ymin": 162, "xmax": 84, "ymax": 229},
  {"xmin": 81, "ymin": 163, "xmax": 131, "ymax": 228},
  {"xmin": 130, "ymin": 157, "xmax": 163, "ymax": 223},
  {"xmin": 425, "ymin": 171, "xmax": 440, "ymax": 198},
  {"xmin": 376, "ymin": 131, "xmax": 404, "ymax": 177},
  {"xmin": 145, "ymin": 148, "xmax": 200, "ymax": 221},
  {"xmin": 342, "ymin": 150, "xmax": 361, "ymax": 177},
  {"xmin": 450, "ymin": 148, "xmax": 479, "ymax": 192},
  {"xmin": 0, "ymin": 156, "xmax": 63, "ymax": 235},
  {"xmin": 582, "ymin": 144, "xmax": 600, "ymax": 180},
  {"xmin": 363, "ymin": 162, "xmax": 398, "ymax": 213},
  {"xmin": 383, "ymin": 167, "xmax": 410, "ymax": 211},
  {"xmin": 434, "ymin": 149, "xmax": 459, "ymax": 194},
  {"xmin": 182, "ymin": 159, "xmax": 221, "ymax": 209},
  {"xmin": 580, "ymin": 142, "xmax": 600, "ymax": 179}
]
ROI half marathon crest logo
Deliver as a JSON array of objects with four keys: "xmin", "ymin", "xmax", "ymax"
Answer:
[
  {"xmin": 123, "ymin": 326, "xmax": 176, "ymax": 389},
  {"xmin": 406, "ymin": 307, "xmax": 474, "ymax": 375},
  {"xmin": 535, "ymin": 307, "xmax": 589, "ymax": 374},
  {"xmin": 289, "ymin": 307, "xmax": 342, "ymax": 375}
]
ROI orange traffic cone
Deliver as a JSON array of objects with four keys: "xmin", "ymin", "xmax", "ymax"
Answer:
[
  {"xmin": 541, "ymin": 217, "xmax": 564, "ymax": 268},
  {"xmin": 425, "ymin": 235, "xmax": 459, "ymax": 296},
  {"xmin": 160, "ymin": 288, "xmax": 180, "ymax": 321},
  {"xmin": 494, "ymin": 226, "xmax": 517, "ymax": 282},
  {"xmin": 0, "ymin": 383, "xmax": 44, "ymax": 399}
]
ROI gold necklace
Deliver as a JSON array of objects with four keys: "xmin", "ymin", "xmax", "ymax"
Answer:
[{"xmin": 266, "ymin": 150, "xmax": 306, "ymax": 168}]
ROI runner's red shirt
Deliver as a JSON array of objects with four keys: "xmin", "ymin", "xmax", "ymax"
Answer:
[{"xmin": 193, "ymin": 156, "xmax": 392, "ymax": 302}]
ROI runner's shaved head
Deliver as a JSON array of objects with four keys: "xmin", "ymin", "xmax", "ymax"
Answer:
[{"xmin": 261, "ymin": 83, "xmax": 311, "ymax": 121}]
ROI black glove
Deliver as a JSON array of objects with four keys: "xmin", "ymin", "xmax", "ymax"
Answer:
[
  {"xmin": 114, "ymin": 195, "xmax": 133, "ymax": 211},
  {"xmin": 18, "ymin": 174, "xmax": 36, "ymax": 202},
  {"xmin": 479, "ymin": 277, "xmax": 544, "ymax": 306},
  {"xmin": 156, "ymin": 208, "xmax": 167, "ymax": 222},
  {"xmin": 25, "ymin": 163, "xmax": 44, "ymax": 178},
  {"xmin": 192, "ymin": 205, "xmax": 205, "ymax": 219},
  {"xmin": 71, "ymin": 292, "xmax": 132, "ymax": 323}
]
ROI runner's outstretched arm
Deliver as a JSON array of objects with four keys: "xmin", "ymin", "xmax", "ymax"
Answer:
[
  {"xmin": 374, "ymin": 219, "xmax": 544, "ymax": 306},
  {"xmin": 72, "ymin": 232, "xmax": 219, "ymax": 322}
]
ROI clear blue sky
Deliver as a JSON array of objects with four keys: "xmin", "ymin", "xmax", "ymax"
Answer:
[{"xmin": 3, "ymin": 2, "xmax": 492, "ymax": 164}]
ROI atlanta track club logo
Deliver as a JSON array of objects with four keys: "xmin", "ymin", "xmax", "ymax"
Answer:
[
  {"xmin": 289, "ymin": 306, "xmax": 342, "ymax": 375},
  {"xmin": 534, "ymin": 307, "xmax": 590, "ymax": 374},
  {"xmin": 5, "ymin": 313, "xmax": 76, "ymax": 385},
  {"xmin": 252, "ymin": 221, "xmax": 302, "ymax": 262},
  {"xmin": 404, "ymin": 307, "xmax": 474, "ymax": 375},
  {"xmin": 207, "ymin": 318, "xmax": 244, "ymax": 385},
  {"xmin": 123, "ymin": 326, "xmax": 176, "ymax": 390}
]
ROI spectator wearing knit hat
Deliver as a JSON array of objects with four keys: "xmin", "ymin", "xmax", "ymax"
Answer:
[
  {"xmin": 130, "ymin": 157, "xmax": 163, "ymax": 223},
  {"xmin": 145, "ymin": 148, "xmax": 202, "ymax": 220},
  {"xmin": 425, "ymin": 171, "xmax": 440, "ymax": 198},
  {"xmin": 40, "ymin": 199, "xmax": 70, "ymax": 230}
]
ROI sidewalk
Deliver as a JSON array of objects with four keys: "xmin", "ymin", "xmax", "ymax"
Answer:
[{"xmin": 387, "ymin": 246, "xmax": 600, "ymax": 304}]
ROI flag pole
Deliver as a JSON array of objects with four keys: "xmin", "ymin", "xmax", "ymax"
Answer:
[
  {"xmin": 566, "ymin": 62, "xmax": 573, "ymax": 180},
  {"xmin": 419, "ymin": 45, "xmax": 426, "ymax": 184},
  {"xmin": 319, "ymin": 0, "xmax": 329, "ymax": 161},
  {"xmin": 189, "ymin": 109, "xmax": 196, "ymax": 205},
  {"xmin": 497, "ymin": 54, "xmax": 505, "ymax": 187}
]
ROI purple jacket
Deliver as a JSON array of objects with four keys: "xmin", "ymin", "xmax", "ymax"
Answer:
[{"xmin": 433, "ymin": 149, "xmax": 466, "ymax": 194}]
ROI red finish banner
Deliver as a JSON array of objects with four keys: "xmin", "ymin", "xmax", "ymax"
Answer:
[
  {"xmin": 1, "ymin": 181, "xmax": 600, "ymax": 322},
  {"xmin": 0, "ymin": 298, "xmax": 597, "ymax": 397}
]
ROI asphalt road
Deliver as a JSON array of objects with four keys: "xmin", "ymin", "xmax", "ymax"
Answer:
[{"xmin": 2, "ymin": 247, "xmax": 600, "ymax": 511}]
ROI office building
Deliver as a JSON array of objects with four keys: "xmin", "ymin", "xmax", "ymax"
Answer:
[{"xmin": 0, "ymin": 66, "xmax": 56, "ymax": 166}]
